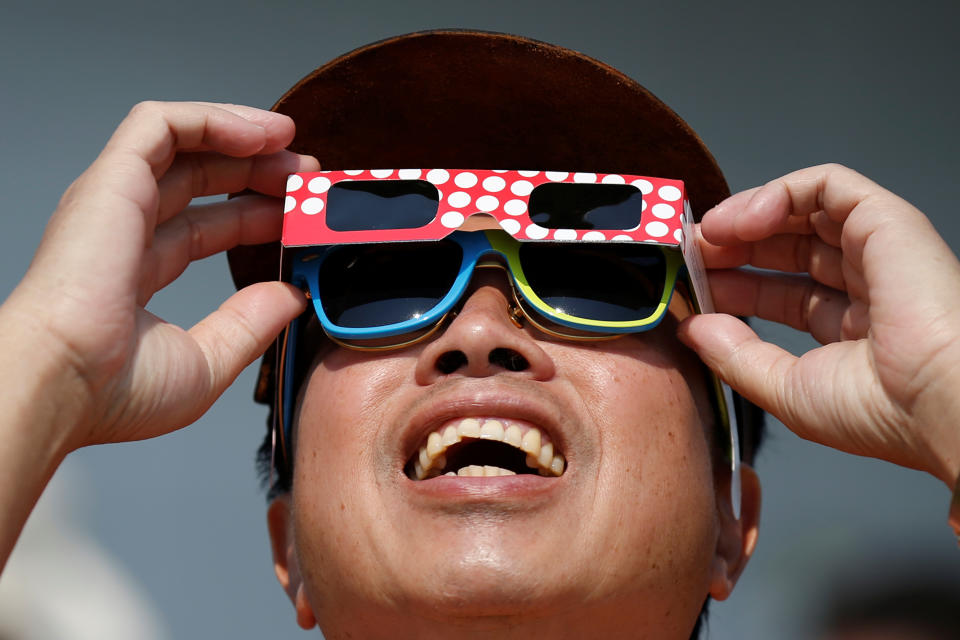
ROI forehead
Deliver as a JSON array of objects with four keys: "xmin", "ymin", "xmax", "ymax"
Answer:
[{"xmin": 281, "ymin": 169, "xmax": 688, "ymax": 247}]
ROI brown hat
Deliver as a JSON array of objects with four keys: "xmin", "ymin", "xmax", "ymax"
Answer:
[{"xmin": 227, "ymin": 29, "xmax": 730, "ymax": 405}]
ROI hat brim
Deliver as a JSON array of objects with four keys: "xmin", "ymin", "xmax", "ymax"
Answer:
[{"xmin": 227, "ymin": 29, "xmax": 728, "ymax": 293}]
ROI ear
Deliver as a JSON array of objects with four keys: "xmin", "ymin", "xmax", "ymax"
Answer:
[
  {"xmin": 267, "ymin": 496, "xmax": 317, "ymax": 630},
  {"xmin": 709, "ymin": 463, "xmax": 761, "ymax": 601}
]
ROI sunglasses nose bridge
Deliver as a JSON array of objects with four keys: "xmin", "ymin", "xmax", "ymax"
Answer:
[{"xmin": 451, "ymin": 245, "xmax": 525, "ymax": 326}]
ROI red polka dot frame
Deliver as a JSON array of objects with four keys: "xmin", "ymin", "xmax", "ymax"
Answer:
[{"xmin": 282, "ymin": 169, "xmax": 688, "ymax": 247}]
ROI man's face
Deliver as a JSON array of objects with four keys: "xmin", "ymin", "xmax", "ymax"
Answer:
[{"xmin": 268, "ymin": 269, "xmax": 756, "ymax": 639}]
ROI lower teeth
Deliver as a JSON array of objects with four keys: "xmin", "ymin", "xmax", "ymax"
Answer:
[{"xmin": 446, "ymin": 465, "xmax": 517, "ymax": 477}]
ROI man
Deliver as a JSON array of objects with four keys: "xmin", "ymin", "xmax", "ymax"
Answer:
[{"xmin": 0, "ymin": 31, "xmax": 957, "ymax": 639}]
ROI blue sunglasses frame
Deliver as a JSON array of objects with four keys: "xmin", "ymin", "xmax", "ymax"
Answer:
[{"xmin": 289, "ymin": 229, "xmax": 686, "ymax": 343}]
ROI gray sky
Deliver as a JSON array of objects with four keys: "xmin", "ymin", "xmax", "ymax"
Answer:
[{"xmin": 1, "ymin": 1, "xmax": 958, "ymax": 638}]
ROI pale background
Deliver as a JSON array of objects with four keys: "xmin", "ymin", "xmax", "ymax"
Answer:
[{"xmin": 1, "ymin": 1, "xmax": 958, "ymax": 638}]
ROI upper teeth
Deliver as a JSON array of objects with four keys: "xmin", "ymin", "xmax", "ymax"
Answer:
[{"xmin": 411, "ymin": 417, "xmax": 565, "ymax": 480}]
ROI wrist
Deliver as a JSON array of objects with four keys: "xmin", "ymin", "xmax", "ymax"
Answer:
[
  {"xmin": 0, "ymin": 300, "xmax": 93, "ymax": 459},
  {"xmin": 0, "ymin": 300, "xmax": 93, "ymax": 571},
  {"xmin": 913, "ymin": 359, "xmax": 960, "ymax": 487}
]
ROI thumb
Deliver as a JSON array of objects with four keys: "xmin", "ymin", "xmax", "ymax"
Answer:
[
  {"xmin": 190, "ymin": 281, "xmax": 306, "ymax": 400},
  {"xmin": 677, "ymin": 313, "xmax": 796, "ymax": 420}
]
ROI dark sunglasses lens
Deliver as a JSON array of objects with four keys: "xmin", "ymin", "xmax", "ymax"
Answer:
[
  {"xmin": 519, "ymin": 244, "xmax": 667, "ymax": 322},
  {"xmin": 317, "ymin": 241, "xmax": 462, "ymax": 328},
  {"xmin": 528, "ymin": 183, "xmax": 644, "ymax": 230},
  {"xmin": 326, "ymin": 180, "xmax": 439, "ymax": 231}
]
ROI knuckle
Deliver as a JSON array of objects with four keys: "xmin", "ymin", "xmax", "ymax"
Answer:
[
  {"xmin": 185, "ymin": 213, "xmax": 205, "ymax": 260},
  {"xmin": 128, "ymin": 100, "xmax": 163, "ymax": 119},
  {"xmin": 820, "ymin": 162, "xmax": 848, "ymax": 172}
]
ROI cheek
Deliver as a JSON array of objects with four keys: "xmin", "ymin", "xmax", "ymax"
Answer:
[
  {"xmin": 287, "ymin": 356, "xmax": 410, "ymax": 601},
  {"xmin": 557, "ymin": 346, "xmax": 719, "ymax": 598}
]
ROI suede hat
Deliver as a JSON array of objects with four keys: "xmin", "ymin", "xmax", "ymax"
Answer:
[{"xmin": 227, "ymin": 29, "xmax": 732, "ymax": 409}]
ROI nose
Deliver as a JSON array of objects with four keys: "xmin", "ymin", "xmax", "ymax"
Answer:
[{"xmin": 413, "ymin": 269, "xmax": 556, "ymax": 384}]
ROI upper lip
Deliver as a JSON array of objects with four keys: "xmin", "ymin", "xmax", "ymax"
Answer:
[{"xmin": 397, "ymin": 379, "xmax": 571, "ymax": 472}]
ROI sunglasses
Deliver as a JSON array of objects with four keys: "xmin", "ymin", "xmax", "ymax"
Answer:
[{"xmin": 275, "ymin": 169, "xmax": 742, "ymax": 516}]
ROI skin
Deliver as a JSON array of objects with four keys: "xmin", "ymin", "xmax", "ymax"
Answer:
[
  {"xmin": 682, "ymin": 165, "xmax": 960, "ymax": 488},
  {"xmin": 268, "ymin": 280, "xmax": 759, "ymax": 639},
  {"xmin": 0, "ymin": 103, "xmax": 956, "ymax": 637}
]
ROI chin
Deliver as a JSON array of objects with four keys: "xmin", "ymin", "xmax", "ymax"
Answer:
[{"xmin": 312, "ymin": 566, "xmax": 700, "ymax": 640}]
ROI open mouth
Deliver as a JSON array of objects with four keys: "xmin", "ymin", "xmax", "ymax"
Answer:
[{"xmin": 406, "ymin": 417, "xmax": 566, "ymax": 480}]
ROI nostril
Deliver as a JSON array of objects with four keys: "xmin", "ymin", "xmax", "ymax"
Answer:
[
  {"xmin": 489, "ymin": 348, "xmax": 529, "ymax": 372},
  {"xmin": 436, "ymin": 350, "xmax": 468, "ymax": 374}
]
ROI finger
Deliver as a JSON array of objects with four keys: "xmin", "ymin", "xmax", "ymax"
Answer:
[
  {"xmin": 699, "ymin": 187, "xmax": 761, "ymax": 245},
  {"xmin": 810, "ymin": 209, "xmax": 843, "ymax": 247},
  {"xmin": 703, "ymin": 164, "xmax": 889, "ymax": 248},
  {"xmin": 701, "ymin": 190, "xmax": 817, "ymax": 247},
  {"xmin": 677, "ymin": 313, "xmax": 798, "ymax": 418},
  {"xmin": 155, "ymin": 150, "xmax": 318, "ymax": 224},
  {"xmin": 141, "ymin": 195, "xmax": 285, "ymax": 302},
  {"xmin": 188, "ymin": 102, "xmax": 298, "ymax": 152},
  {"xmin": 707, "ymin": 269, "xmax": 856, "ymax": 343},
  {"xmin": 107, "ymin": 101, "xmax": 298, "ymax": 177},
  {"xmin": 36, "ymin": 103, "xmax": 303, "ymax": 278},
  {"xmin": 189, "ymin": 281, "xmax": 306, "ymax": 402},
  {"xmin": 698, "ymin": 228, "xmax": 846, "ymax": 291}
]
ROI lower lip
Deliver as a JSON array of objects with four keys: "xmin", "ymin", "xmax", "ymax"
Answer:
[{"xmin": 404, "ymin": 473, "xmax": 563, "ymax": 501}]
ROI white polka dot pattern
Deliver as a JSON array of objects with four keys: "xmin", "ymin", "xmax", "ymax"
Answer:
[
  {"xmin": 510, "ymin": 180, "xmax": 534, "ymax": 196},
  {"xmin": 499, "ymin": 219, "xmax": 521, "ymax": 235},
  {"xmin": 308, "ymin": 176, "xmax": 331, "ymax": 193},
  {"xmin": 651, "ymin": 203, "xmax": 677, "ymax": 219},
  {"xmin": 447, "ymin": 192, "xmax": 471, "ymax": 208},
  {"xmin": 286, "ymin": 175, "xmax": 303, "ymax": 192},
  {"xmin": 525, "ymin": 224, "xmax": 549, "ymax": 240},
  {"xmin": 440, "ymin": 211, "xmax": 464, "ymax": 228},
  {"xmin": 454, "ymin": 172, "xmax": 478, "ymax": 188},
  {"xmin": 504, "ymin": 199, "xmax": 527, "ymax": 216},
  {"xmin": 658, "ymin": 185, "xmax": 682, "ymax": 201},
  {"xmin": 426, "ymin": 169, "xmax": 449, "ymax": 184},
  {"xmin": 645, "ymin": 221, "xmax": 668, "ymax": 237},
  {"xmin": 476, "ymin": 195, "xmax": 499, "ymax": 212},
  {"xmin": 282, "ymin": 169, "xmax": 686, "ymax": 247},
  {"xmin": 482, "ymin": 176, "xmax": 506, "ymax": 192},
  {"xmin": 301, "ymin": 198, "xmax": 324, "ymax": 215}
]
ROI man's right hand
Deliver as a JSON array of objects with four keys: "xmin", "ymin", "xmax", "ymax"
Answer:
[
  {"xmin": 0, "ymin": 102, "xmax": 317, "ymax": 571},
  {"xmin": 1, "ymin": 101, "xmax": 316, "ymax": 450}
]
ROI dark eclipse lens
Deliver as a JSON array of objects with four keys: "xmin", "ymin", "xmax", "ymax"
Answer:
[
  {"xmin": 326, "ymin": 180, "xmax": 440, "ymax": 231},
  {"xmin": 317, "ymin": 241, "xmax": 462, "ymax": 328},
  {"xmin": 519, "ymin": 243, "xmax": 667, "ymax": 321},
  {"xmin": 528, "ymin": 183, "xmax": 644, "ymax": 230}
]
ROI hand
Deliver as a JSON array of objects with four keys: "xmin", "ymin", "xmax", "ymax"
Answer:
[
  {"xmin": 678, "ymin": 164, "xmax": 960, "ymax": 487},
  {"xmin": 0, "ymin": 101, "xmax": 316, "ymax": 452}
]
